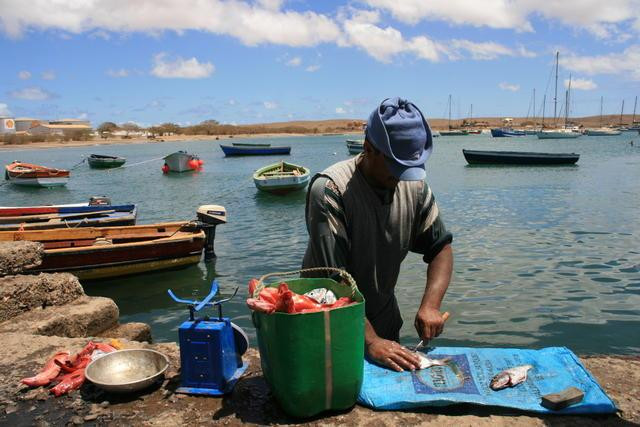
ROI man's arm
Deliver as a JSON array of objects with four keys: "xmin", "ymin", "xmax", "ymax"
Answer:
[{"xmin": 414, "ymin": 244, "xmax": 453, "ymax": 340}]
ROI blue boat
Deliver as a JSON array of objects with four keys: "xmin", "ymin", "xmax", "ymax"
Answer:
[
  {"xmin": 490, "ymin": 128, "xmax": 526, "ymax": 137},
  {"xmin": 220, "ymin": 144, "xmax": 291, "ymax": 156}
]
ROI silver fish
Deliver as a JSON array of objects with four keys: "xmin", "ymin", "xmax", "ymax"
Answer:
[
  {"xmin": 304, "ymin": 288, "xmax": 337, "ymax": 305},
  {"xmin": 417, "ymin": 353, "xmax": 451, "ymax": 370},
  {"xmin": 490, "ymin": 365, "xmax": 533, "ymax": 390}
]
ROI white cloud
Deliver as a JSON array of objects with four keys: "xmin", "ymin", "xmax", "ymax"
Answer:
[
  {"xmin": 305, "ymin": 65, "xmax": 320, "ymax": 72},
  {"xmin": 364, "ymin": 0, "xmax": 640, "ymax": 39},
  {"xmin": 563, "ymin": 45, "xmax": 640, "ymax": 81},
  {"xmin": 0, "ymin": 0, "xmax": 341, "ymax": 47},
  {"xmin": 263, "ymin": 101, "xmax": 278, "ymax": 109},
  {"xmin": 78, "ymin": 112, "xmax": 89, "ymax": 119},
  {"xmin": 335, "ymin": 107, "xmax": 347, "ymax": 114},
  {"xmin": 566, "ymin": 78, "xmax": 597, "ymax": 90},
  {"xmin": 0, "ymin": 103, "xmax": 11, "ymax": 116},
  {"xmin": 8, "ymin": 87, "xmax": 56, "ymax": 100},
  {"xmin": 498, "ymin": 82, "xmax": 520, "ymax": 92},
  {"xmin": 107, "ymin": 68, "xmax": 129, "ymax": 78},
  {"xmin": 18, "ymin": 70, "xmax": 31, "ymax": 80},
  {"xmin": 286, "ymin": 56, "xmax": 302, "ymax": 67},
  {"xmin": 228, "ymin": 99, "xmax": 236, "ymax": 105},
  {"xmin": 41, "ymin": 70, "xmax": 56, "ymax": 80},
  {"xmin": 151, "ymin": 53, "xmax": 214, "ymax": 79}
]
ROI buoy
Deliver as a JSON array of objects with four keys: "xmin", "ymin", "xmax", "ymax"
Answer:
[
  {"xmin": 188, "ymin": 159, "xmax": 199, "ymax": 169},
  {"xmin": 162, "ymin": 164, "xmax": 169, "ymax": 174},
  {"xmin": 198, "ymin": 159, "xmax": 204, "ymax": 166}
]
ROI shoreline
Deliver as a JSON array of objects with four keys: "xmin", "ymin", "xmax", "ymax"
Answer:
[{"xmin": 0, "ymin": 132, "xmax": 362, "ymax": 152}]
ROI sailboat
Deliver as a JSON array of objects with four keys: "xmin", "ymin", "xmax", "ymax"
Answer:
[
  {"xmin": 585, "ymin": 96, "xmax": 621, "ymax": 136},
  {"xmin": 440, "ymin": 95, "xmax": 469, "ymax": 136},
  {"xmin": 537, "ymin": 53, "xmax": 581, "ymax": 140},
  {"xmin": 629, "ymin": 96, "xmax": 640, "ymax": 131}
]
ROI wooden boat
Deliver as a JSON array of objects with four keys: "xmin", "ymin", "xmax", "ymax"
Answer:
[
  {"xmin": 253, "ymin": 161, "xmax": 310, "ymax": 194},
  {"xmin": 0, "ymin": 204, "xmax": 137, "ymax": 231},
  {"xmin": 163, "ymin": 151, "xmax": 201, "ymax": 172},
  {"xmin": 88, "ymin": 154, "xmax": 126, "ymax": 169},
  {"xmin": 346, "ymin": 139, "xmax": 364, "ymax": 155},
  {"xmin": 462, "ymin": 149, "xmax": 579, "ymax": 165},
  {"xmin": 0, "ymin": 222, "xmax": 205, "ymax": 280},
  {"xmin": 220, "ymin": 144, "xmax": 291, "ymax": 156},
  {"xmin": 4, "ymin": 161, "xmax": 69, "ymax": 187}
]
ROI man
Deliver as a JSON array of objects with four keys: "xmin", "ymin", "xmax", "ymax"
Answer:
[{"xmin": 302, "ymin": 97, "xmax": 453, "ymax": 372}]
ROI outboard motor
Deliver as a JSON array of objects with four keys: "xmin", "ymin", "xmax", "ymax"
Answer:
[
  {"xmin": 89, "ymin": 196, "xmax": 112, "ymax": 206},
  {"xmin": 196, "ymin": 205, "xmax": 227, "ymax": 261}
]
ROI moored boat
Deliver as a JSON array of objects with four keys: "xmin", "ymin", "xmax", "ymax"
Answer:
[
  {"xmin": 253, "ymin": 161, "xmax": 310, "ymax": 194},
  {"xmin": 536, "ymin": 129, "xmax": 581, "ymax": 139},
  {"xmin": 0, "ymin": 204, "xmax": 137, "ymax": 231},
  {"xmin": 584, "ymin": 128, "xmax": 622, "ymax": 136},
  {"xmin": 231, "ymin": 142, "xmax": 271, "ymax": 147},
  {"xmin": 462, "ymin": 149, "xmax": 579, "ymax": 165},
  {"xmin": 88, "ymin": 154, "xmax": 126, "ymax": 169},
  {"xmin": 220, "ymin": 144, "xmax": 291, "ymax": 156},
  {"xmin": 439, "ymin": 129, "xmax": 469, "ymax": 136},
  {"xmin": 163, "ymin": 151, "xmax": 202, "ymax": 173},
  {"xmin": 490, "ymin": 128, "xmax": 526, "ymax": 137},
  {"xmin": 0, "ymin": 222, "xmax": 206, "ymax": 280},
  {"xmin": 346, "ymin": 139, "xmax": 364, "ymax": 155},
  {"xmin": 4, "ymin": 161, "xmax": 69, "ymax": 187}
]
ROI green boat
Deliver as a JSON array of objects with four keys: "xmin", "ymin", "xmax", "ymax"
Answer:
[
  {"xmin": 88, "ymin": 154, "xmax": 126, "ymax": 169},
  {"xmin": 253, "ymin": 161, "xmax": 310, "ymax": 194}
]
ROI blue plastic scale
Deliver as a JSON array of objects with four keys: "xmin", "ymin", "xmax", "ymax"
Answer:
[{"xmin": 168, "ymin": 280, "xmax": 249, "ymax": 396}]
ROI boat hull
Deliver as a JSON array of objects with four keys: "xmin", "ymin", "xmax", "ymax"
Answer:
[
  {"xmin": 220, "ymin": 145, "xmax": 291, "ymax": 156},
  {"xmin": 88, "ymin": 156, "xmax": 126, "ymax": 169},
  {"xmin": 164, "ymin": 152, "xmax": 198, "ymax": 172},
  {"xmin": 439, "ymin": 130, "xmax": 468, "ymax": 136},
  {"xmin": 6, "ymin": 176, "xmax": 69, "ymax": 187},
  {"xmin": 463, "ymin": 149, "xmax": 579, "ymax": 165},
  {"xmin": 347, "ymin": 142, "xmax": 364, "ymax": 155},
  {"xmin": 585, "ymin": 129, "xmax": 622, "ymax": 136},
  {"xmin": 491, "ymin": 128, "xmax": 526, "ymax": 137},
  {"xmin": 0, "ymin": 205, "xmax": 137, "ymax": 231},
  {"xmin": 536, "ymin": 130, "xmax": 581, "ymax": 139},
  {"xmin": 253, "ymin": 162, "xmax": 310, "ymax": 194}
]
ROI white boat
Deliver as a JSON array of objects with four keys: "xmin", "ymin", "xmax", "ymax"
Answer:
[
  {"xmin": 585, "ymin": 128, "xmax": 622, "ymax": 136},
  {"xmin": 4, "ymin": 162, "xmax": 69, "ymax": 187},
  {"xmin": 253, "ymin": 161, "xmax": 310, "ymax": 194},
  {"xmin": 162, "ymin": 151, "xmax": 201, "ymax": 173},
  {"xmin": 537, "ymin": 129, "xmax": 581, "ymax": 139},
  {"xmin": 346, "ymin": 139, "xmax": 364, "ymax": 155}
]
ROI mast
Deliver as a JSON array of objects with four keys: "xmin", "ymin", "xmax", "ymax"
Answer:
[
  {"xmin": 553, "ymin": 51, "xmax": 559, "ymax": 125},
  {"xmin": 448, "ymin": 94, "xmax": 452, "ymax": 130},
  {"xmin": 633, "ymin": 95, "xmax": 638, "ymax": 124},
  {"xmin": 564, "ymin": 75, "xmax": 571, "ymax": 128},
  {"xmin": 533, "ymin": 88, "xmax": 536, "ymax": 125},
  {"xmin": 600, "ymin": 96, "xmax": 603, "ymax": 126},
  {"xmin": 541, "ymin": 94, "xmax": 546, "ymax": 129},
  {"xmin": 619, "ymin": 99, "xmax": 625, "ymax": 126}
]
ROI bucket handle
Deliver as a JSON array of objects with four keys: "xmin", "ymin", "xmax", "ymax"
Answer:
[{"xmin": 253, "ymin": 267, "xmax": 358, "ymax": 299}]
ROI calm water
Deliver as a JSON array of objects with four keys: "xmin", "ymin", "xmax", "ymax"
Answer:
[{"xmin": 1, "ymin": 133, "xmax": 639, "ymax": 355}]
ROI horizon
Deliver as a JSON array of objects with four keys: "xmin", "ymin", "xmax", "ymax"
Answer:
[{"xmin": 1, "ymin": 1, "xmax": 639, "ymax": 127}]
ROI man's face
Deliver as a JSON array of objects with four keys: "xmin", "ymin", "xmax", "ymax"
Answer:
[{"xmin": 365, "ymin": 142, "xmax": 399, "ymax": 190}]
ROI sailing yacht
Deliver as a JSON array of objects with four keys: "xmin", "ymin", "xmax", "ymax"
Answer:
[
  {"xmin": 439, "ymin": 95, "xmax": 469, "ymax": 136},
  {"xmin": 537, "ymin": 52, "xmax": 581, "ymax": 140},
  {"xmin": 585, "ymin": 96, "xmax": 621, "ymax": 136}
]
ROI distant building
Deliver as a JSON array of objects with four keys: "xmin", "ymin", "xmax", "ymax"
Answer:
[
  {"xmin": 49, "ymin": 118, "xmax": 91, "ymax": 127},
  {"xmin": 28, "ymin": 124, "xmax": 91, "ymax": 136},
  {"xmin": 0, "ymin": 117, "xmax": 16, "ymax": 134},
  {"xmin": 15, "ymin": 117, "xmax": 45, "ymax": 132}
]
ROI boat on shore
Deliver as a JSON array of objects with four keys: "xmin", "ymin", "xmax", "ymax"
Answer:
[
  {"xmin": 4, "ymin": 162, "xmax": 70, "ymax": 187},
  {"xmin": 491, "ymin": 128, "xmax": 526, "ymax": 137},
  {"xmin": 0, "ymin": 222, "xmax": 206, "ymax": 280},
  {"xmin": 0, "ymin": 204, "xmax": 137, "ymax": 231},
  {"xmin": 88, "ymin": 154, "xmax": 126, "ymax": 169},
  {"xmin": 253, "ymin": 161, "xmax": 310, "ymax": 194},
  {"xmin": 346, "ymin": 139, "xmax": 364, "ymax": 155},
  {"xmin": 220, "ymin": 144, "xmax": 291, "ymax": 156},
  {"xmin": 163, "ymin": 151, "xmax": 202, "ymax": 173},
  {"xmin": 463, "ymin": 149, "xmax": 579, "ymax": 165}
]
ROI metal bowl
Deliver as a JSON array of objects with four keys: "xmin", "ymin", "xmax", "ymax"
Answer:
[{"xmin": 85, "ymin": 349, "xmax": 169, "ymax": 393}]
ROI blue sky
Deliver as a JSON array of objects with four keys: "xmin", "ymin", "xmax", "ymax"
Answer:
[{"xmin": 1, "ymin": 0, "xmax": 639, "ymax": 126}]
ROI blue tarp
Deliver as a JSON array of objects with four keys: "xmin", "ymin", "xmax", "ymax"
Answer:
[{"xmin": 357, "ymin": 346, "xmax": 617, "ymax": 414}]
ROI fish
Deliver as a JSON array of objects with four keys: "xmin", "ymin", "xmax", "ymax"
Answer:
[
  {"xmin": 304, "ymin": 288, "xmax": 337, "ymax": 305},
  {"xmin": 21, "ymin": 352, "xmax": 70, "ymax": 387},
  {"xmin": 490, "ymin": 365, "xmax": 533, "ymax": 390},
  {"xmin": 417, "ymin": 353, "xmax": 451, "ymax": 370},
  {"xmin": 50, "ymin": 370, "xmax": 85, "ymax": 397}
]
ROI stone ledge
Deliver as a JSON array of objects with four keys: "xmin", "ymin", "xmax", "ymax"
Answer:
[
  {"xmin": 97, "ymin": 322, "xmax": 153, "ymax": 343},
  {"xmin": 0, "ymin": 273, "xmax": 85, "ymax": 322},
  {"xmin": 0, "ymin": 241, "xmax": 43, "ymax": 277}
]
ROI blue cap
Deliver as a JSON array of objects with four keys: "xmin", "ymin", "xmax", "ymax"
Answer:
[{"xmin": 365, "ymin": 97, "xmax": 433, "ymax": 181}]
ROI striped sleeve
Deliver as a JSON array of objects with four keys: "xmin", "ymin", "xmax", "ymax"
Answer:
[
  {"xmin": 411, "ymin": 183, "xmax": 453, "ymax": 263},
  {"xmin": 304, "ymin": 176, "xmax": 350, "ymax": 269}
]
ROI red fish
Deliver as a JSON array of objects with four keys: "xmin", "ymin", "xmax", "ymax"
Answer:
[
  {"xmin": 50, "ymin": 370, "xmax": 85, "ymax": 397},
  {"xmin": 21, "ymin": 352, "xmax": 70, "ymax": 387}
]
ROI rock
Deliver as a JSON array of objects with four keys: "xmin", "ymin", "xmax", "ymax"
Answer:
[
  {"xmin": 84, "ymin": 413, "xmax": 99, "ymax": 421},
  {"xmin": 5, "ymin": 403, "xmax": 17, "ymax": 414},
  {"xmin": 0, "ymin": 296, "xmax": 119, "ymax": 338},
  {"xmin": 0, "ymin": 241, "xmax": 44, "ymax": 277},
  {"xmin": 97, "ymin": 322, "xmax": 152, "ymax": 343},
  {"xmin": 70, "ymin": 415, "xmax": 83, "ymax": 425},
  {"xmin": 0, "ymin": 273, "xmax": 84, "ymax": 322}
]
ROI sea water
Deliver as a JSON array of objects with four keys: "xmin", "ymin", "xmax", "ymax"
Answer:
[{"xmin": 1, "ymin": 133, "xmax": 638, "ymax": 354}]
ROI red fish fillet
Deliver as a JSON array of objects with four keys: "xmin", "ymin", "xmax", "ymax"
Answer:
[{"xmin": 21, "ymin": 352, "xmax": 70, "ymax": 387}]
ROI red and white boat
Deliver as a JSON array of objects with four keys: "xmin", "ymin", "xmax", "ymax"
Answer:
[{"xmin": 4, "ymin": 161, "xmax": 70, "ymax": 187}]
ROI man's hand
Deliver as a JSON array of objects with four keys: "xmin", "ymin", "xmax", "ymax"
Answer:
[
  {"xmin": 366, "ymin": 337, "xmax": 421, "ymax": 372},
  {"xmin": 414, "ymin": 307, "xmax": 447, "ymax": 341}
]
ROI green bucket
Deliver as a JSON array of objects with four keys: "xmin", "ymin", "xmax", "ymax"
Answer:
[{"xmin": 251, "ymin": 268, "xmax": 365, "ymax": 418}]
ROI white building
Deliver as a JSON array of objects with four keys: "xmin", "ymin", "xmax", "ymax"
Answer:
[
  {"xmin": 15, "ymin": 117, "xmax": 45, "ymax": 132},
  {"xmin": 28, "ymin": 124, "xmax": 91, "ymax": 136}
]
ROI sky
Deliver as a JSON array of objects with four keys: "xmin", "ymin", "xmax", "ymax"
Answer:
[{"xmin": 1, "ymin": 0, "xmax": 639, "ymax": 127}]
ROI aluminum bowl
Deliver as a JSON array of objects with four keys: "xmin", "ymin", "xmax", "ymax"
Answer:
[{"xmin": 85, "ymin": 349, "xmax": 169, "ymax": 393}]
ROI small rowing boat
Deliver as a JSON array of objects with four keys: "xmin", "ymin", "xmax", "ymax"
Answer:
[
  {"xmin": 88, "ymin": 154, "xmax": 126, "ymax": 169},
  {"xmin": 4, "ymin": 161, "xmax": 69, "ymax": 187},
  {"xmin": 462, "ymin": 149, "xmax": 579, "ymax": 165},
  {"xmin": 163, "ymin": 151, "xmax": 202, "ymax": 173},
  {"xmin": 220, "ymin": 144, "xmax": 291, "ymax": 156},
  {"xmin": 0, "ymin": 222, "xmax": 205, "ymax": 280},
  {"xmin": 346, "ymin": 139, "xmax": 364, "ymax": 155},
  {"xmin": 0, "ymin": 204, "xmax": 137, "ymax": 231},
  {"xmin": 253, "ymin": 161, "xmax": 310, "ymax": 194}
]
